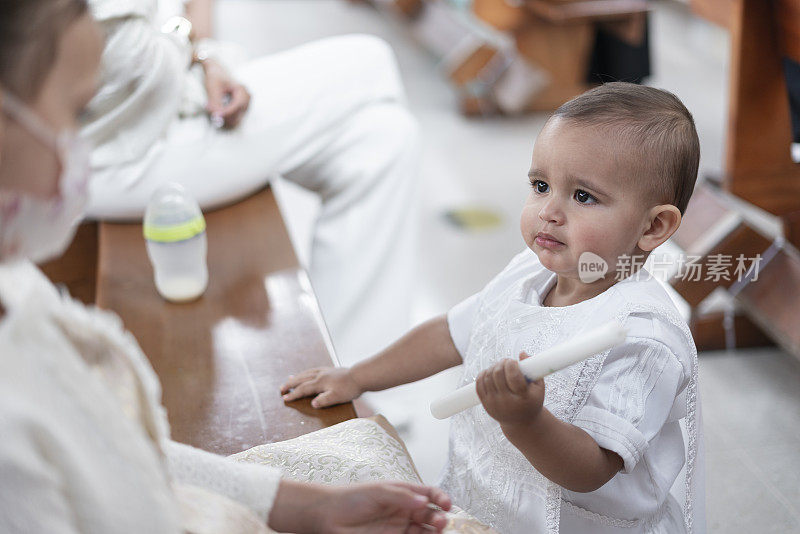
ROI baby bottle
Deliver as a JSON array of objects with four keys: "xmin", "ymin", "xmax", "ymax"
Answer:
[{"xmin": 143, "ymin": 183, "xmax": 208, "ymax": 302}]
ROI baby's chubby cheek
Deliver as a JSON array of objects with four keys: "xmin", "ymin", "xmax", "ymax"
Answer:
[
  {"xmin": 572, "ymin": 224, "xmax": 606, "ymax": 249},
  {"xmin": 574, "ymin": 224, "xmax": 633, "ymax": 268},
  {"xmin": 519, "ymin": 208, "xmax": 538, "ymax": 248}
]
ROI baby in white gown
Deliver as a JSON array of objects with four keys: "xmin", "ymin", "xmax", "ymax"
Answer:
[{"xmin": 283, "ymin": 82, "xmax": 705, "ymax": 534}]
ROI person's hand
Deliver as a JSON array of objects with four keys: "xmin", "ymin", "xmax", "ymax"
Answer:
[
  {"xmin": 201, "ymin": 58, "xmax": 250, "ymax": 129},
  {"xmin": 476, "ymin": 353, "xmax": 545, "ymax": 431},
  {"xmin": 318, "ymin": 482, "xmax": 452, "ymax": 534},
  {"xmin": 280, "ymin": 367, "xmax": 364, "ymax": 408}
]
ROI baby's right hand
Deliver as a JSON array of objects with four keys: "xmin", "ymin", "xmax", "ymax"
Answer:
[{"xmin": 279, "ymin": 367, "xmax": 363, "ymax": 408}]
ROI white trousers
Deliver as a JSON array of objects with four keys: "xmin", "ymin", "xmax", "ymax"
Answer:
[{"xmin": 87, "ymin": 35, "xmax": 420, "ymax": 365}]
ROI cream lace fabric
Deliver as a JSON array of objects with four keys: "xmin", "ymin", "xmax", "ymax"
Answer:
[
  {"xmin": 231, "ymin": 418, "xmax": 419, "ymax": 485},
  {"xmin": 441, "ymin": 250, "xmax": 704, "ymax": 534},
  {"xmin": 231, "ymin": 417, "xmax": 499, "ymax": 533}
]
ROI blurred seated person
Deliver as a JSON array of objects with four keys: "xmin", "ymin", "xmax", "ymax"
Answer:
[
  {"xmin": 0, "ymin": 1, "xmax": 450, "ymax": 532},
  {"xmin": 81, "ymin": 0, "xmax": 420, "ymax": 364}
]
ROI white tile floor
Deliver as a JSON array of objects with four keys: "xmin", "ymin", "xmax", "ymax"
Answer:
[{"xmin": 217, "ymin": 1, "xmax": 800, "ymax": 531}]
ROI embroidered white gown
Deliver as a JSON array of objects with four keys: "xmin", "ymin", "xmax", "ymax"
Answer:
[{"xmin": 441, "ymin": 249, "xmax": 705, "ymax": 534}]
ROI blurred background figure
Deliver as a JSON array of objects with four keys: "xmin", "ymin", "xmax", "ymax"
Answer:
[{"xmin": 81, "ymin": 0, "xmax": 420, "ymax": 366}]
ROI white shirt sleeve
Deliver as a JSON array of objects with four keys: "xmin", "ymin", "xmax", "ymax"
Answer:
[
  {"xmin": 164, "ymin": 440, "xmax": 282, "ymax": 524},
  {"xmin": 447, "ymin": 293, "xmax": 479, "ymax": 360},
  {"xmin": 572, "ymin": 337, "xmax": 685, "ymax": 474}
]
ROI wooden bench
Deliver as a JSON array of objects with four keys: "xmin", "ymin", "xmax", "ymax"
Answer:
[
  {"xmin": 659, "ymin": 0, "xmax": 800, "ymax": 356},
  {"xmin": 461, "ymin": 0, "xmax": 650, "ymax": 113},
  {"xmin": 690, "ymin": 0, "xmax": 800, "ymax": 248},
  {"xmin": 45, "ymin": 187, "xmax": 356, "ymax": 456},
  {"xmin": 361, "ymin": 0, "xmax": 649, "ymax": 115},
  {"xmin": 668, "ymin": 182, "xmax": 800, "ymax": 358}
]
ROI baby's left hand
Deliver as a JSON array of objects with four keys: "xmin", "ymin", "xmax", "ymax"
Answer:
[{"xmin": 476, "ymin": 353, "xmax": 545, "ymax": 430}]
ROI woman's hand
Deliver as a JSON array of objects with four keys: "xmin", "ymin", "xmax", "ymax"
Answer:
[
  {"xmin": 318, "ymin": 482, "xmax": 452, "ymax": 534},
  {"xmin": 476, "ymin": 353, "xmax": 545, "ymax": 431},
  {"xmin": 280, "ymin": 367, "xmax": 364, "ymax": 408},
  {"xmin": 201, "ymin": 58, "xmax": 250, "ymax": 129},
  {"xmin": 270, "ymin": 480, "xmax": 452, "ymax": 534}
]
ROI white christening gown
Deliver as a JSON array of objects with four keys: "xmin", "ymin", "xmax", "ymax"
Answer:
[{"xmin": 441, "ymin": 249, "xmax": 705, "ymax": 534}]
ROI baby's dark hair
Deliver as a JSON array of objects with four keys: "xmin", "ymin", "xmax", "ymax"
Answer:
[
  {"xmin": 551, "ymin": 82, "xmax": 700, "ymax": 215},
  {"xmin": 0, "ymin": 0, "xmax": 89, "ymax": 101}
]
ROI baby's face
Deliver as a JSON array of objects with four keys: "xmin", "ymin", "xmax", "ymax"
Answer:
[{"xmin": 520, "ymin": 118, "xmax": 654, "ymax": 280}]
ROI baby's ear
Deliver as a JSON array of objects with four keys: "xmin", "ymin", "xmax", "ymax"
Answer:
[{"xmin": 638, "ymin": 204, "xmax": 681, "ymax": 252}]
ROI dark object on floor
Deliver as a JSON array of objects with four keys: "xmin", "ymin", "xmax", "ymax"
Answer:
[{"xmin": 586, "ymin": 13, "xmax": 651, "ymax": 84}]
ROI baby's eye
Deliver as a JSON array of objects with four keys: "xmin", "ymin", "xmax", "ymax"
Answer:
[
  {"xmin": 531, "ymin": 180, "xmax": 549, "ymax": 194},
  {"xmin": 574, "ymin": 189, "xmax": 597, "ymax": 204}
]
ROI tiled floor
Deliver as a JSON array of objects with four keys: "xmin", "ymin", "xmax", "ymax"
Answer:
[
  {"xmin": 701, "ymin": 349, "xmax": 800, "ymax": 532},
  {"xmin": 217, "ymin": 1, "xmax": 800, "ymax": 531}
]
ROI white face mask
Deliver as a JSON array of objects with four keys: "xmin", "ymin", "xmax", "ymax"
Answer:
[{"xmin": 0, "ymin": 91, "xmax": 91, "ymax": 264}]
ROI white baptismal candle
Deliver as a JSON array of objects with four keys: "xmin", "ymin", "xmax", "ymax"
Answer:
[{"xmin": 430, "ymin": 320, "xmax": 628, "ymax": 420}]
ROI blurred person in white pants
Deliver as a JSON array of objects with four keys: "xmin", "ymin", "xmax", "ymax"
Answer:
[{"xmin": 82, "ymin": 0, "xmax": 419, "ymax": 365}]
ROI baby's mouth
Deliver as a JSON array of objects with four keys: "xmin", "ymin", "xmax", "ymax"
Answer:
[{"xmin": 535, "ymin": 232, "xmax": 566, "ymax": 248}]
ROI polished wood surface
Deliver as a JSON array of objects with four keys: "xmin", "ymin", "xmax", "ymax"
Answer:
[
  {"xmin": 96, "ymin": 187, "xmax": 356, "ymax": 456},
  {"xmin": 40, "ymin": 222, "xmax": 98, "ymax": 305}
]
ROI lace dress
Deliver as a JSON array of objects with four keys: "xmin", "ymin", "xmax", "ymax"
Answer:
[{"xmin": 440, "ymin": 249, "xmax": 705, "ymax": 534}]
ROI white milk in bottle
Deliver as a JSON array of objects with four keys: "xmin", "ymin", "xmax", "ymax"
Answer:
[{"xmin": 143, "ymin": 183, "xmax": 208, "ymax": 302}]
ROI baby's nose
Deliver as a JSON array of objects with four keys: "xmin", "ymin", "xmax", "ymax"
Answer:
[{"xmin": 538, "ymin": 200, "xmax": 564, "ymax": 223}]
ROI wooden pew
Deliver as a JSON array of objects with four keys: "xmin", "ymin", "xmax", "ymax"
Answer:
[
  {"xmin": 474, "ymin": 0, "xmax": 650, "ymax": 112},
  {"xmin": 362, "ymin": 0, "xmax": 649, "ymax": 115},
  {"xmin": 667, "ymin": 182, "xmax": 800, "ymax": 358},
  {"xmin": 664, "ymin": 0, "xmax": 800, "ymax": 356},
  {"xmin": 691, "ymin": 0, "xmax": 800, "ymax": 249},
  {"xmin": 40, "ymin": 222, "xmax": 99, "ymax": 305},
  {"xmin": 92, "ymin": 187, "xmax": 356, "ymax": 456}
]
